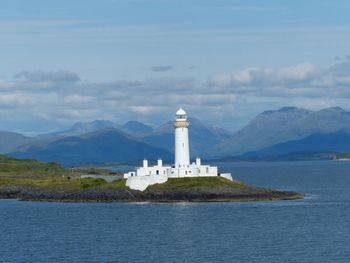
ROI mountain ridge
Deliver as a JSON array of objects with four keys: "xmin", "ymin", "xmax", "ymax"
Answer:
[
  {"xmin": 11, "ymin": 128, "xmax": 173, "ymax": 167},
  {"xmin": 3, "ymin": 106, "xmax": 350, "ymax": 165},
  {"xmin": 206, "ymin": 106, "xmax": 350, "ymax": 158}
]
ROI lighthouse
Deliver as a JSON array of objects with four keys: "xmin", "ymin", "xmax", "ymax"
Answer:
[
  {"xmin": 174, "ymin": 108, "xmax": 190, "ymax": 167},
  {"xmin": 123, "ymin": 108, "xmax": 232, "ymax": 191}
]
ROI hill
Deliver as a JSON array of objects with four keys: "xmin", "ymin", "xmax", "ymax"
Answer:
[
  {"xmin": 207, "ymin": 107, "xmax": 350, "ymax": 158},
  {"xmin": 37, "ymin": 120, "xmax": 117, "ymax": 139},
  {"xmin": 238, "ymin": 131, "xmax": 350, "ymax": 160},
  {"xmin": 120, "ymin": 121, "xmax": 154, "ymax": 136},
  {"xmin": 4, "ymin": 106, "xmax": 350, "ymax": 163},
  {"xmin": 142, "ymin": 118, "xmax": 232, "ymax": 156},
  {"xmin": 0, "ymin": 155, "xmax": 65, "ymax": 177},
  {"xmin": 11, "ymin": 128, "xmax": 173, "ymax": 167},
  {"xmin": 0, "ymin": 131, "xmax": 37, "ymax": 154},
  {"xmin": 1, "ymin": 118, "xmax": 231, "ymax": 166}
]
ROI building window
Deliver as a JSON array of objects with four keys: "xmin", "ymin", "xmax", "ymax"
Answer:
[{"xmin": 156, "ymin": 170, "xmax": 159, "ymax": 175}]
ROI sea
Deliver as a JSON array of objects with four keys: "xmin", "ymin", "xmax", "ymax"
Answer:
[{"xmin": 1, "ymin": 160, "xmax": 350, "ymax": 263}]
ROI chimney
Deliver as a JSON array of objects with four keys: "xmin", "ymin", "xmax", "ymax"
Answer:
[
  {"xmin": 196, "ymin": 157, "xmax": 201, "ymax": 166},
  {"xmin": 157, "ymin": 159, "xmax": 163, "ymax": 167}
]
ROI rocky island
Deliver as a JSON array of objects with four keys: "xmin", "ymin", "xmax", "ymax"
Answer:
[{"xmin": 0, "ymin": 155, "xmax": 302, "ymax": 202}]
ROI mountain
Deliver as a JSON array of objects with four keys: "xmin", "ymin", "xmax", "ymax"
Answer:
[
  {"xmin": 2, "ymin": 118, "xmax": 231, "ymax": 165},
  {"xmin": 0, "ymin": 131, "xmax": 37, "ymax": 154},
  {"xmin": 37, "ymin": 120, "xmax": 117, "ymax": 139},
  {"xmin": 238, "ymin": 131, "xmax": 350, "ymax": 160},
  {"xmin": 7, "ymin": 106, "xmax": 350, "ymax": 164},
  {"xmin": 207, "ymin": 125, "xmax": 233, "ymax": 141},
  {"xmin": 207, "ymin": 107, "xmax": 350, "ymax": 158},
  {"xmin": 141, "ymin": 118, "xmax": 232, "ymax": 156},
  {"xmin": 120, "ymin": 121, "xmax": 154, "ymax": 136},
  {"xmin": 11, "ymin": 128, "xmax": 173, "ymax": 167}
]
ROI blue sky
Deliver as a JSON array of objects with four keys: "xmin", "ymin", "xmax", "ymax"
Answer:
[{"xmin": 1, "ymin": 0, "xmax": 350, "ymax": 134}]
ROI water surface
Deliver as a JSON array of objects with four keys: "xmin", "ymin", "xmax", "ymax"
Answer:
[{"xmin": 1, "ymin": 161, "xmax": 350, "ymax": 262}]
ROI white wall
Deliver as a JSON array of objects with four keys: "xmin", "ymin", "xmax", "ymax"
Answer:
[
  {"xmin": 175, "ymin": 126, "xmax": 190, "ymax": 166},
  {"xmin": 219, "ymin": 173, "xmax": 233, "ymax": 181},
  {"xmin": 126, "ymin": 174, "xmax": 168, "ymax": 191}
]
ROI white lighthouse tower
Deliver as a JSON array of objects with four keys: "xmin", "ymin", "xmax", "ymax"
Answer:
[
  {"xmin": 123, "ymin": 108, "xmax": 233, "ymax": 191},
  {"xmin": 174, "ymin": 108, "xmax": 190, "ymax": 167}
]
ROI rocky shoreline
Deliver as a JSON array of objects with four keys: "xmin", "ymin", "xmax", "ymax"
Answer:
[{"xmin": 0, "ymin": 184, "xmax": 302, "ymax": 202}]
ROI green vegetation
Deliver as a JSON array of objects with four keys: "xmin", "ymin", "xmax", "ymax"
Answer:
[
  {"xmin": 0, "ymin": 155, "xmax": 127, "ymax": 190},
  {"xmin": 0, "ymin": 155, "xmax": 66, "ymax": 177},
  {"xmin": 0, "ymin": 176, "xmax": 244, "ymax": 192},
  {"xmin": 71, "ymin": 167, "xmax": 119, "ymax": 175},
  {"xmin": 0, "ymin": 155, "xmax": 121, "ymax": 178},
  {"xmin": 336, "ymin": 153, "xmax": 350, "ymax": 159},
  {"xmin": 148, "ymin": 176, "xmax": 245, "ymax": 190},
  {"xmin": 0, "ymin": 176, "xmax": 127, "ymax": 189},
  {"xmin": 79, "ymin": 177, "xmax": 126, "ymax": 189}
]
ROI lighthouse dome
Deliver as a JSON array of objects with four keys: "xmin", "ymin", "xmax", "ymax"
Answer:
[{"xmin": 176, "ymin": 108, "xmax": 186, "ymax": 116}]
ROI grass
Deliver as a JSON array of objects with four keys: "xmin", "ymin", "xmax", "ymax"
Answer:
[
  {"xmin": 0, "ymin": 175, "xmax": 246, "ymax": 192},
  {"xmin": 0, "ymin": 155, "xmax": 66, "ymax": 177},
  {"xmin": 0, "ymin": 155, "xmax": 128, "ymax": 189},
  {"xmin": 147, "ymin": 176, "xmax": 245, "ymax": 190},
  {"xmin": 0, "ymin": 176, "xmax": 127, "ymax": 189}
]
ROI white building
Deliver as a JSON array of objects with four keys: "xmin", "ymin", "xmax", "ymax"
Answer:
[{"xmin": 124, "ymin": 108, "xmax": 232, "ymax": 191}]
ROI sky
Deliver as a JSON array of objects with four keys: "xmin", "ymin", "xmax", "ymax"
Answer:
[{"xmin": 1, "ymin": 0, "xmax": 350, "ymax": 134}]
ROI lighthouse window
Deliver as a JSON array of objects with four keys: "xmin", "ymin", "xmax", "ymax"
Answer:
[{"xmin": 182, "ymin": 143, "xmax": 184, "ymax": 147}]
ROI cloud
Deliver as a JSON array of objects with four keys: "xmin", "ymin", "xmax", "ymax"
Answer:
[
  {"xmin": 208, "ymin": 61, "xmax": 350, "ymax": 98},
  {"xmin": 151, "ymin": 65, "xmax": 173, "ymax": 72},
  {"xmin": 209, "ymin": 63, "xmax": 319, "ymax": 88},
  {"xmin": 63, "ymin": 94, "xmax": 94, "ymax": 104},
  {"xmin": 0, "ymin": 79, "xmax": 13, "ymax": 90},
  {"xmin": 13, "ymin": 70, "xmax": 80, "ymax": 83},
  {"xmin": 0, "ymin": 71, "xmax": 225, "ymax": 130},
  {"xmin": 3, "ymin": 60, "xmax": 350, "ymax": 133}
]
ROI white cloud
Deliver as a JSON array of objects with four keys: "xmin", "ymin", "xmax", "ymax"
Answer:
[
  {"xmin": 63, "ymin": 94, "xmax": 93, "ymax": 104},
  {"xmin": 208, "ymin": 61, "xmax": 350, "ymax": 99},
  {"xmin": 3, "ymin": 60, "xmax": 350, "ymax": 133},
  {"xmin": 209, "ymin": 63, "xmax": 319, "ymax": 88}
]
